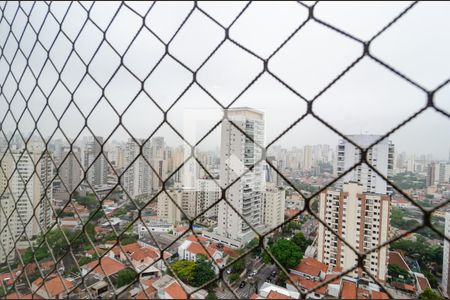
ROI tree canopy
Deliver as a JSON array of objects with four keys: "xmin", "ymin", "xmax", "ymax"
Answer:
[
  {"xmin": 171, "ymin": 257, "xmax": 215, "ymax": 287},
  {"xmin": 291, "ymin": 232, "xmax": 312, "ymax": 253},
  {"xmin": 116, "ymin": 268, "xmax": 137, "ymax": 287},
  {"xmin": 263, "ymin": 239, "xmax": 303, "ymax": 269},
  {"xmin": 418, "ymin": 288, "xmax": 445, "ymax": 300}
]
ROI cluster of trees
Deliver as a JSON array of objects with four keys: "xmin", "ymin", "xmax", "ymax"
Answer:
[
  {"xmin": 116, "ymin": 268, "xmax": 137, "ymax": 287},
  {"xmin": 74, "ymin": 194, "xmax": 99, "ymax": 209},
  {"xmin": 391, "ymin": 207, "xmax": 420, "ymax": 230},
  {"xmin": 263, "ymin": 232, "xmax": 311, "ymax": 269},
  {"xmin": 391, "ymin": 172, "xmax": 426, "ymax": 190},
  {"xmin": 391, "ymin": 207, "xmax": 444, "ymax": 240},
  {"xmin": 390, "ymin": 236, "xmax": 442, "ymax": 288},
  {"xmin": 419, "ymin": 288, "xmax": 445, "ymax": 300},
  {"xmin": 293, "ymin": 180, "xmax": 317, "ymax": 193},
  {"xmin": 113, "ymin": 208, "xmax": 127, "ymax": 217},
  {"xmin": 387, "ymin": 264, "xmax": 414, "ymax": 284},
  {"xmin": 22, "ymin": 225, "xmax": 96, "ymax": 264},
  {"xmin": 171, "ymin": 256, "xmax": 215, "ymax": 287},
  {"xmin": 104, "ymin": 233, "xmax": 138, "ymax": 245}
]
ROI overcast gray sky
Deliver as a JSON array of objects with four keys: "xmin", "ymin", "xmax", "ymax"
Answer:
[{"xmin": 1, "ymin": 1, "xmax": 449, "ymax": 159}]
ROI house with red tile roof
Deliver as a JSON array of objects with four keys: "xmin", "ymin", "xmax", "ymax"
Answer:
[
  {"xmin": 290, "ymin": 257, "xmax": 328, "ymax": 281},
  {"xmin": 414, "ymin": 272, "xmax": 431, "ymax": 293},
  {"xmin": 6, "ymin": 292, "xmax": 33, "ymax": 299},
  {"xmin": 31, "ymin": 275, "xmax": 74, "ymax": 299},
  {"xmin": 81, "ymin": 256, "xmax": 126, "ymax": 279},
  {"xmin": 0, "ymin": 272, "xmax": 16, "ymax": 287},
  {"xmin": 286, "ymin": 257, "xmax": 389, "ymax": 299},
  {"xmin": 389, "ymin": 251, "xmax": 411, "ymax": 272},
  {"xmin": 177, "ymin": 236, "xmax": 224, "ymax": 272},
  {"xmin": 152, "ymin": 275, "xmax": 207, "ymax": 299},
  {"xmin": 340, "ymin": 279, "xmax": 389, "ymax": 299}
]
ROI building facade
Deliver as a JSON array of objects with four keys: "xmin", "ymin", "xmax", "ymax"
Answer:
[
  {"xmin": 262, "ymin": 183, "xmax": 286, "ymax": 230},
  {"xmin": 317, "ymin": 182, "xmax": 390, "ymax": 282},
  {"xmin": 336, "ymin": 135, "xmax": 394, "ymax": 195},
  {"xmin": 217, "ymin": 108, "xmax": 265, "ymax": 243},
  {"xmin": 83, "ymin": 136, "xmax": 108, "ymax": 187},
  {"xmin": 427, "ymin": 162, "xmax": 450, "ymax": 186},
  {"xmin": 442, "ymin": 212, "xmax": 450, "ymax": 297},
  {"xmin": 122, "ymin": 139, "xmax": 152, "ymax": 199},
  {"xmin": 59, "ymin": 145, "xmax": 82, "ymax": 193}
]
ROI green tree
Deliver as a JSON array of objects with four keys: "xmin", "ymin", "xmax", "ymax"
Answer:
[
  {"xmin": 113, "ymin": 208, "xmax": 127, "ymax": 217},
  {"xmin": 228, "ymin": 273, "xmax": 240, "ymax": 283},
  {"xmin": 171, "ymin": 260, "xmax": 196, "ymax": 283},
  {"xmin": 281, "ymin": 221, "xmax": 301, "ymax": 236},
  {"xmin": 291, "ymin": 232, "xmax": 311, "ymax": 252},
  {"xmin": 418, "ymin": 288, "xmax": 445, "ymax": 300},
  {"xmin": 245, "ymin": 238, "xmax": 261, "ymax": 257},
  {"xmin": 79, "ymin": 256, "xmax": 94, "ymax": 266},
  {"xmin": 121, "ymin": 234, "xmax": 138, "ymax": 245},
  {"xmin": 193, "ymin": 257, "xmax": 215, "ymax": 287},
  {"xmin": 231, "ymin": 257, "xmax": 245, "ymax": 274},
  {"xmin": 64, "ymin": 265, "xmax": 80, "ymax": 276},
  {"xmin": 263, "ymin": 239, "xmax": 303, "ymax": 269},
  {"xmin": 75, "ymin": 194, "xmax": 99, "ymax": 209},
  {"xmin": 388, "ymin": 265, "xmax": 413, "ymax": 284},
  {"xmin": 0, "ymin": 286, "xmax": 6, "ymax": 298},
  {"xmin": 276, "ymin": 271, "xmax": 287, "ymax": 286},
  {"xmin": 89, "ymin": 208, "xmax": 105, "ymax": 221},
  {"xmin": 206, "ymin": 292, "xmax": 218, "ymax": 300},
  {"xmin": 116, "ymin": 268, "xmax": 137, "ymax": 287}
]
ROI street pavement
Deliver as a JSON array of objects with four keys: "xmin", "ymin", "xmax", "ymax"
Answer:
[{"xmin": 223, "ymin": 259, "xmax": 278, "ymax": 299}]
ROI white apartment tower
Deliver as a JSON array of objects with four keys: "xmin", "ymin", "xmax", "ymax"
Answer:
[
  {"xmin": 196, "ymin": 179, "xmax": 220, "ymax": 219},
  {"xmin": 318, "ymin": 182, "xmax": 390, "ymax": 282},
  {"xmin": 59, "ymin": 145, "xmax": 82, "ymax": 193},
  {"xmin": 336, "ymin": 135, "xmax": 394, "ymax": 194},
  {"xmin": 83, "ymin": 136, "xmax": 108, "ymax": 187},
  {"xmin": 1, "ymin": 146, "xmax": 53, "ymax": 241},
  {"xmin": 427, "ymin": 162, "xmax": 450, "ymax": 186},
  {"xmin": 150, "ymin": 137, "xmax": 168, "ymax": 192},
  {"xmin": 442, "ymin": 212, "xmax": 450, "ymax": 297},
  {"xmin": 0, "ymin": 194, "xmax": 15, "ymax": 263},
  {"xmin": 122, "ymin": 139, "xmax": 152, "ymax": 199},
  {"xmin": 218, "ymin": 108, "xmax": 265, "ymax": 243},
  {"xmin": 262, "ymin": 183, "xmax": 286, "ymax": 230}
]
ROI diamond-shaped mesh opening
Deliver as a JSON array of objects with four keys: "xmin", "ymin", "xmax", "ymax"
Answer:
[{"xmin": 0, "ymin": 2, "xmax": 449, "ymax": 299}]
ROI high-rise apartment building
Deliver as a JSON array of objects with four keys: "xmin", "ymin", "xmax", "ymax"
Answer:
[
  {"xmin": 317, "ymin": 182, "xmax": 390, "ymax": 282},
  {"xmin": 443, "ymin": 212, "xmax": 450, "ymax": 298},
  {"xmin": 427, "ymin": 162, "xmax": 450, "ymax": 186},
  {"xmin": 83, "ymin": 136, "xmax": 108, "ymax": 187},
  {"xmin": 122, "ymin": 139, "xmax": 152, "ymax": 199},
  {"xmin": 1, "ymin": 146, "xmax": 53, "ymax": 241},
  {"xmin": 262, "ymin": 183, "xmax": 286, "ymax": 230},
  {"xmin": 59, "ymin": 145, "xmax": 82, "ymax": 193},
  {"xmin": 303, "ymin": 145, "xmax": 313, "ymax": 171},
  {"xmin": 217, "ymin": 108, "xmax": 265, "ymax": 243},
  {"xmin": 150, "ymin": 137, "xmax": 168, "ymax": 192},
  {"xmin": 0, "ymin": 194, "xmax": 15, "ymax": 263},
  {"xmin": 196, "ymin": 179, "xmax": 220, "ymax": 219},
  {"xmin": 336, "ymin": 135, "xmax": 394, "ymax": 194}
]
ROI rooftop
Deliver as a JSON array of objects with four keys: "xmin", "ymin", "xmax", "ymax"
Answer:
[
  {"xmin": 292, "ymin": 257, "xmax": 328, "ymax": 277},
  {"xmin": 85, "ymin": 257, "xmax": 126, "ymax": 277},
  {"xmin": 32, "ymin": 276, "xmax": 74, "ymax": 297}
]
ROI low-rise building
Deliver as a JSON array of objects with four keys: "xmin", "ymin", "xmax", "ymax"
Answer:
[
  {"xmin": 31, "ymin": 275, "xmax": 74, "ymax": 299},
  {"xmin": 81, "ymin": 256, "xmax": 126, "ymax": 279}
]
